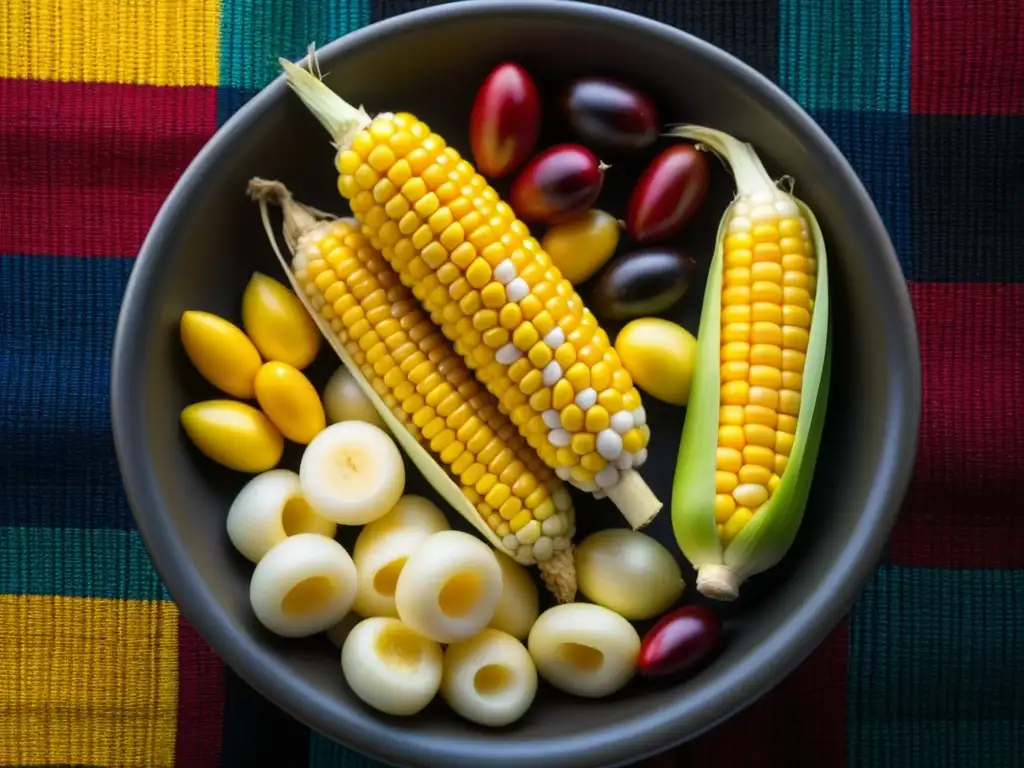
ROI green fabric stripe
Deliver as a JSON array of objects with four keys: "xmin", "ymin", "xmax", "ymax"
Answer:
[
  {"xmin": 309, "ymin": 732, "xmax": 395, "ymax": 768},
  {"xmin": 848, "ymin": 566, "xmax": 1024, "ymax": 766},
  {"xmin": 779, "ymin": 0, "xmax": 909, "ymax": 112},
  {"xmin": 218, "ymin": 0, "xmax": 372, "ymax": 90},
  {"xmin": 0, "ymin": 527, "xmax": 169, "ymax": 602}
]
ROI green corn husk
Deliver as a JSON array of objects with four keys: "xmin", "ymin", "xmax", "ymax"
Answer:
[{"xmin": 669, "ymin": 125, "xmax": 832, "ymax": 601}]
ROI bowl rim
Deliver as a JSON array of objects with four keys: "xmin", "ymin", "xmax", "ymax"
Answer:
[{"xmin": 111, "ymin": 1, "xmax": 922, "ymax": 766}]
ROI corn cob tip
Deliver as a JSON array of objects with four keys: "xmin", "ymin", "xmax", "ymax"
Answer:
[
  {"xmin": 539, "ymin": 547, "xmax": 577, "ymax": 603},
  {"xmin": 279, "ymin": 52, "xmax": 372, "ymax": 150},
  {"xmin": 604, "ymin": 469, "xmax": 662, "ymax": 530},
  {"xmin": 696, "ymin": 564, "xmax": 741, "ymax": 602},
  {"xmin": 247, "ymin": 177, "xmax": 332, "ymax": 253}
]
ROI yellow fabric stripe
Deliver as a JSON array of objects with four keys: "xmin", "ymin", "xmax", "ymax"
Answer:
[
  {"xmin": 0, "ymin": 595, "xmax": 179, "ymax": 767},
  {"xmin": 0, "ymin": 0, "xmax": 219, "ymax": 86}
]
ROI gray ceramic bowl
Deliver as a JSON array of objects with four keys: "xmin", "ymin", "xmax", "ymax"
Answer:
[{"xmin": 111, "ymin": 2, "xmax": 921, "ymax": 766}]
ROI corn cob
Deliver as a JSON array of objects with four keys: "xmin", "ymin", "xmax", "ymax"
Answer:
[
  {"xmin": 668, "ymin": 126, "xmax": 831, "ymax": 601},
  {"xmin": 249, "ymin": 179, "xmax": 577, "ymax": 603},
  {"xmin": 279, "ymin": 55, "xmax": 662, "ymax": 530}
]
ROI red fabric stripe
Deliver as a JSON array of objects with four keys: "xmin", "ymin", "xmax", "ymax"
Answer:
[
  {"xmin": 175, "ymin": 615, "xmax": 225, "ymax": 767},
  {"xmin": 911, "ymin": 0, "xmax": 1024, "ymax": 115},
  {"xmin": 889, "ymin": 282, "xmax": 1024, "ymax": 568},
  {"xmin": 0, "ymin": 79, "xmax": 216, "ymax": 257},
  {"xmin": 680, "ymin": 621, "xmax": 849, "ymax": 766}
]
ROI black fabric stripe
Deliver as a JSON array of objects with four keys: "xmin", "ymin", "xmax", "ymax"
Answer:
[{"xmin": 220, "ymin": 666, "xmax": 311, "ymax": 768}]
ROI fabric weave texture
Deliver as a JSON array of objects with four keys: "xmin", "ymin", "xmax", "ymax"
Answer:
[{"xmin": 0, "ymin": 0, "xmax": 1021, "ymax": 765}]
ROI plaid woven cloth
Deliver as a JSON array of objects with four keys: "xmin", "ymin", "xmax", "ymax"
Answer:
[{"xmin": 1, "ymin": 0, "xmax": 1021, "ymax": 765}]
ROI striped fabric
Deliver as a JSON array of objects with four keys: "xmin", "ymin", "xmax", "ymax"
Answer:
[{"xmin": 0, "ymin": 0, "xmax": 1020, "ymax": 766}]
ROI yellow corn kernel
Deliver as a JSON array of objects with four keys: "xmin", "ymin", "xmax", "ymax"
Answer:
[
  {"xmin": 466, "ymin": 258, "xmax": 491, "ymax": 288},
  {"xmin": 564, "ymin": 363, "xmax": 590, "ymax": 392},
  {"xmin": 751, "ymin": 322, "xmax": 782, "ymax": 345},
  {"xmin": 622, "ymin": 388, "xmax": 642, "ymax": 410},
  {"xmin": 724, "ymin": 248, "xmax": 753, "ymax": 268},
  {"xmin": 597, "ymin": 388, "xmax": 623, "ymax": 413},
  {"xmin": 750, "ymin": 261, "xmax": 783, "ymax": 282},
  {"xmin": 782, "ymin": 371, "xmax": 803, "ymax": 390},
  {"xmin": 738, "ymin": 464, "xmax": 772, "ymax": 486},
  {"xmin": 732, "ymin": 483, "xmax": 768, "ymax": 510},
  {"xmin": 744, "ymin": 404, "xmax": 777, "ymax": 427},
  {"xmin": 571, "ymin": 433, "xmax": 596, "ymax": 455},
  {"xmin": 725, "ymin": 233, "xmax": 753, "ymax": 251},
  {"xmin": 777, "ymin": 414, "xmax": 797, "ymax": 433},
  {"xmin": 723, "ymin": 286, "xmax": 750, "ymax": 306},
  {"xmin": 743, "ymin": 445, "xmax": 775, "ymax": 469},
  {"xmin": 721, "ymin": 361, "xmax": 750, "ymax": 382},
  {"xmin": 720, "ymin": 405, "xmax": 745, "ymax": 426},
  {"xmin": 570, "ymin": 466, "xmax": 594, "ymax": 485},
  {"xmin": 767, "ymin": 473, "xmax": 780, "ymax": 493},
  {"xmin": 724, "ymin": 267, "xmax": 751, "ymax": 286},
  {"xmin": 751, "ymin": 303, "xmax": 782, "ymax": 324},
  {"xmin": 749, "ymin": 365, "xmax": 782, "ymax": 389},
  {"xmin": 715, "ymin": 494, "xmax": 736, "ymax": 524},
  {"xmin": 560, "ymin": 405, "xmax": 584, "ymax": 432},
  {"xmin": 751, "ymin": 223, "xmax": 779, "ymax": 243},
  {"xmin": 748, "ymin": 386, "xmax": 779, "ymax": 409},
  {"xmin": 716, "ymin": 447, "xmax": 743, "ymax": 473},
  {"xmin": 722, "ymin": 305, "xmax": 751, "ymax": 324},
  {"xmin": 722, "ymin": 322, "xmax": 751, "ymax": 342},
  {"xmin": 509, "ymin": 510, "xmax": 533, "ymax": 532},
  {"xmin": 722, "ymin": 342, "xmax": 750, "ymax": 362},
  {"xmin": 776, "ymin": 431, "xmax": 794, "ymax": 456},
  {"xmin": 715, "ymin": 471, "xmax": 738, "ymax": 494},
  {"xmin": 750, "ymin": 344, "xmax": 782, "ymax": 367},
  {"xmin": 580, "ymin": 452, "xmax": 606, "ymax": 472},
  {"xmin": 774, "ymin": 454, "xmax": 789, "ymax": 475},
  {"xmin": 552, "ymin": 379, "xmax": 575, "ymax": 409},
  {"xmin": 585, "ymin": 405, "xmax": 609, "ymax": 432},
  {"xmin": 721, "ymin": 507, "xmax": 753, "ymax": 544},
  {"xmin": 752, "ymin": 243, "xmax": 781, "ymax": 263},
  {"xmin": 721, "ymin": 380, "xmax": 750, "ymax": 406},
  {"xmin": 718, "ymin": 425, "xmax": 746, "ymax": 451},
  {"xmin": 782, "ymin": 325, "xmax": 809, "ymax": 351},
  {"xmin": 622, "ymin": 428, "xmax": 646, "ymax": 453},
  {"xmin": 779, "ymin": 389, "xmax": 801, "ymax": 415},
  {"xmin": 744, "ymin": 423, "xmax": 776, "ymax": 448}
]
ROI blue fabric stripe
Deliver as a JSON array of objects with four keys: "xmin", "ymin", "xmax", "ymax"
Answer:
[
  {"xmin": 0, "ymin": 253, "xmax": 136, "ymax": 530},
  {"xmin": 847, "ymin": 566, "xmax": 1024, "ymax": 766}
]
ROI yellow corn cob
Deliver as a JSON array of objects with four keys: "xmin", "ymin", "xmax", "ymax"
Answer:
[
  {"xmin": 280, "ymin": 57, "xmax": 662, "ymax": 530},
  {"xmin": 250, "ymin": 181, "xmax": 578, "ymax": 600},
  {"xmin": 713, "ymin": 194, "xmax": 816, "ymax": 545}
]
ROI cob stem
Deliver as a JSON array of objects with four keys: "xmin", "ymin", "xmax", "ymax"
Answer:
[
  {"xmin": 605, "ymin": 470, "xmax": 663, "ymax": 530},
  {"xmin": 247, "ymin": 178, "xmax": 327, "ymax": 248},
  {"xmin": 279, "ymin": 56, "xmax": 374, "ymax": 150},
  {"xmin": 540, "ymin": 548, "xmax": 577, "ymax": 604},
  {"xmin": 695, "ymin": 564, "xmax": 741, "ymax": 602}
]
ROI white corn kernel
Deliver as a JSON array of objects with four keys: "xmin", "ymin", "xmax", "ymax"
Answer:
[
  {"xmin": 542, "ymin": 361, "xmax": 562, "ymax": 387},
  {"xmin": 728, "ymin": 216, "xmax": 751, "ymax": 234},
  {"xmin": 493, "ymin": 259, "xmax": 516, "ymax": 284},
  {"xmin": 595, "ymin": 465, "xmax": 620, "ymax": 489},
  {"xmin": 774, "ymin": 199, "xmax": 799, "ymax": 216},
  {"xmin": 631, "ymin": 407, "xmax": 646, "ymax": 427},
  {"xmin": 552, "ymin": 487, "xmax": 571, "ymax": 512},
  {"xmin": 633, "ymin": 448, "xmax": 648, "ymax": 467},
  {"xmin": 597, "ymin": 429, "xmax": 624, "ymax": 460},
  {"xmin": 548, "ymin": 429, "xmax": 571, "ymax": 447},
  {"xmin": 507, "ymin": 278, "xmax": 529, "ymax": 302},
  {"xmin": 542, "ymin": 409, "xmax": 562, "ymax": 429},
  {"xmin": 610, "ymin": 411, "xmax": 634, "ymax": 435},
  {"xmin": 502, "ymin": 534, "xmax": 520, "ymax": 551},
  {"xmin": 544, "ymin": 327, "xmax": 565, "ymax": 348},
  {"xmin": 496, "ymin": 344, "xmax": 522, "ymax": 365},
  {"xmin": 575, "ymin": 388, "xmax": 598, "ymax": 410}
]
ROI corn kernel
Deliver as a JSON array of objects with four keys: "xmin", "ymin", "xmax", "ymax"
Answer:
[
  {"xmin": 519, "ymin": 369, "xmax": 543, "ymax": 395},
  {"xmin": 509, "ymin": 510, "xmax": 533, "ymax": 532},
  {"xmin": 783, "ymin": 286, "xmax": 812, "ymax": 310},
  {"xmin": 722, "ymin": 305, "xmax": 751, "ymax": 324},
  {"xmin": 500, "ymin": 303, "xmax": 523, "ymax": 329},
  {"xmin": 571, "ymin": 433, "xmax": 596, "ymax": 455},
  {"xmin": 749, "ymin": 365, "xmax": 782, "ymax": 389},
  {"xmin": 716, "ymin": 471, "xmax": 738, "ymax": 493},
  {"xmin": 750, "ymin": 262, "xmax": 783, "ymax": 282},
  {"xmin": 721, "ymin": 380, "xmax": 750, "ymax": 406},
  {"xmin": 744, "ymin": 423, "xmax": 776, "ymax": 448},
  {"xmin": 777, "ymin": 414, "xmax": 797, "ymax": 433},
  {"xmin": 751, "ymin": 322, "xmax": 782, "ymax": 345},
  {"xmin": 743, "ymin": 445, "xmax": 775, "ymax": 469},
  {"xmin": 721, "ymin": 507, "xmax": 753, "ymax": 543},
  {"xmin": 585, "ymin": 405, "xmax": 609, "ymax": 432},
  {"xmin": 733, "ymin": 483, "xmax": 768, "ymax": 509},
  {"xmin": 564, "ymin": 363, "xmax": 590, "ymax": 392},
  {"xmin": 724, "ymin": 248, "xmax": 753, "ymax": 268},
  {"xmin": 720, "ymin": 405, "xmax": 745, "ymax": 426},
  {"xmin": 779, "ymin": 389, "xmax": 801, "ymax": 415},
  {"xmin": 738, "ymin": 464, "xmax": 772, "ymax": 486},
  {"xmin": 555, "ymin": 447, "xmax": 578, "ymax": 467},
  {"xmin": 581, "ymin": 452, "xmax": 607, "ymax": 472},
  {"xmin": 529, "ymin": 388, "xmax": 551, "ymax": 412},
  {"xmin": 481, "ymin": 282, "xmax": 506, "ymax": 309},
  {"xmin": 782, "ymin": 325, "xmax": 809, "ymax": 351},
  {"xmin": 752, "ymin": 243, "xmax": 781, "ymax": 263},
  {"xmin": 559, "ymin": 404, "xmax": 583, "ymax": 432},
  {"xmin": 723, "ymin": 342, "xmax": 750, "ymax": 362},
  {"xmin": 774, "ymin": 454, "xmax": 789, "ymax": 475},
  {"xmin": 724, "ymin": 267, "xmax": 751, "ymax": 286},
  {"xmin": 354, "ymin": 164, "xmax": 380, "ymax": 190},
  {"xmin": 751, "ymin": 282, "xmax": 783, "ymax": 304},
  {"xmin": 722, "ymin": 322, "xmax": 751, "ymax": 343},
  {"xmin": 776, "ymin": 431, "xmax": 794, "ymax": 456},
  {"xmin": 555, "ymin": 343, "xmax": 576, "ymax": 369},
  {"xmin": 782, "ymin": 349, "xmax": 806, "ymax": 373},
  {"xmin": 526, "ymin": 342, "xmax": 550, "ymax": 368},
  {"xmin": 744, "ymin": 405, "xmax": 777, "ymax": 427},
  {"xmin": 723, "ymin": 286, "xmax": 750, "ymax": 306},
  {"xmin": 717, "ymin": 447, "xmax": 743, "ymax": 472},
  {"xmin": 719, "ymin": 425, "xmax": 745, "ymax": 450},
  {"xmin": 513, "ymin": 323, "xmax": 539, "ymax": 350},
  {"xmin": 552, "ymin": 379, "xmax": 575, "ymax": 410},
  {"xmin": 721, "ymin": 361, "xmax": 749, "ymax": 382},
  {"xmin": 597, "ymin": 388, "xmax": 623, "ymax": 412},
  {"xmin": 622, "ymin": 388, "xmax": 642, "ymax": 410},
  {"xmin": 623, "ymin": 428, "xmax": 646, "ymax": 453},
  {"xmin": 465, "ymin": 258, "xmax": 491, "ymax": 289},
  {"xmin": 767, "ymin": 473, "xmax": 780, "ymax": 493},
  {"xmin": 570, "ymin": 466, "xmax": 595, "ymax": 485},
  {"xmin": 725, "ymin": 233, "xmax": 754, "ymax": 251},
  {"xmin": 748, "ymin": 386, "xmax": 779, "ymax": 409},
  {"xmin": 783, "ymin": 271, "xmax": 811, "ymax": 289},
  {"xmin": 715, "ymin": 494, "xmax": 737, "ymax": 524}
]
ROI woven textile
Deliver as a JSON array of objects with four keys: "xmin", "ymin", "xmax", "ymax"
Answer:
[{"xmin": 1, "ymin": 0, "xmax": 1021, "ymax": 765}]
